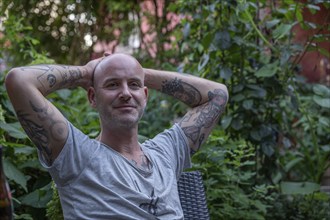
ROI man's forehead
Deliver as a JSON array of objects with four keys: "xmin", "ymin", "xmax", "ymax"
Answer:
[
  {"xmin": 93, "ymin": 54, "xmax": 144, "ymax": 85},
  {"xmin": 101, "ymin": 53, "xmax": 137, "ymax": 68}
]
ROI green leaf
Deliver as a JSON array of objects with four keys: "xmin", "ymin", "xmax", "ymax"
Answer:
[
  {"xmin": 201, "ymin": 32, "xmax": 213, "ymax": 49},
  {"xmin": 313, "ymin": 95, "xmax": 330, "ymax": 108},
  {"xmin": 318, "ymin": 47, "xmax": 330, "ymax": 58},
  {"xmin": 231, "ymin": 94, "xmax": 245, "ymax": 102},
  {"xmin": 280, "ymin": 181, "xmax": 320, "ymax": 194},
  {"xmin": 290, "ymin": 93, "xmax": 299, "ymax": 110},
  {"xmin": 221, "ymin": 115, "xmax": 232, "ymax": 129},
  {"xmin": 255, "ymin": 62, "xmax": 279, "ymax": 78},
  {"xmin": 243, "ymin": 99, "xmax": 253, "ymax": 110},
  {"xmin": 266, "ymin": 19, "xmax": 280, "ymax": 29},
  {"xmin": 282, "ymin": 136, "xmax": 292, "ymax": 148},
  {"xmin": 31, "ymin": 38, "xmax": 40, "ymax": 45},
  {"xmin": 14, "ymin": 146, "xmax": 36, "ymax": 155},
  {"xmin": 321, "ymin": 145, "xmax": 330, "ymax": 153},
  {"xmin": 307, "ymin": 4, "xmax": 320, "ymax": 14},
  {"xmin": 272, "ymin": 24, "xmax": 294, "ymax": 40},
  {"xmin": 213, "ymin": 30, "xmax": 231, "ymax": 50},
  {"xmin": 261, "ymin": 142, "xmax": 275, "ymax": 157},
  {"xmin": 318, "ymin": 117, "xmax": 330, "ymax": 128},
  {"xmin": 3, "ymin": 158, "xmax": 28, "ymax": 192},
  {"xmin": 272, "ymin": 172, "xmax": 283, "ymax": 184},
  {"xmin": 0, "ymin": 122, "xmax": 27, "ymax": 139},
  {"xmin": 198, "ymin": 53, "xmax": 209, "ymax": 71},
  {"xmin": 246, "ymin": 85, "xmax": 267, "ymax": 98},
  {"xmin": 250, "ymin": 130, "xmax": 261, "ymax": 141},
  {"xmin": 183, "ymin": 23, "xmax": 190, "ymax": 39},
  {"xmin": 20, "ymin": 183, "xmax": 52, "ymax": 208},
  {"xmin": 284, "ymin": 157, "xmax": 303, "ymax": 172},
  {"xmin": 231, "ymin": 118, "xmax": 243, "ymax": 130},
  {"xmin": 219, "ymin": 66, "xmax": 232, "ymax": 80},
  {"xmin": 313, "ymin": 84, "xmax": 330, "ymax": 97},
  {"xmin": 295, "ymin": 9, "xmax": 303, "ymax": 23}
]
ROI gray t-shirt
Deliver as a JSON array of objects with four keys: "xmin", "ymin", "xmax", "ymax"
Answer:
[{"xmin": 40, "ymin": 122, "xmax": 191, "ymax": 219}]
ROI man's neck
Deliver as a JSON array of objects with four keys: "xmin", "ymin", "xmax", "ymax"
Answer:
[
  {"xmin": 97, "ymin": 125, "xmax": 150, "ymax": 170},
  {"xmin": 98, "ymin": 125, "xmax": 140, "ymax": 153}
]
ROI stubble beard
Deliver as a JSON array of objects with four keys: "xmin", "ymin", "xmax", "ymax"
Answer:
[{"xmin": 102, "ymin": 107, "xmax": 145, "ymax": 130}]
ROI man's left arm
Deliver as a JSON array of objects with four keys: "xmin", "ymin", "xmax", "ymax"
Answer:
[{"xmin": 144, "ymin": 68, "xmax": 228, "ymax": 153}]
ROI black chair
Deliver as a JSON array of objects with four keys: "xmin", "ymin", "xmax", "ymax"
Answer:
[{"xmin": 178, "ymin": 171, "xmax": 210, "ymax": 220}]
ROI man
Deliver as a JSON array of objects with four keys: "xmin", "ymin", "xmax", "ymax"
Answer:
[{"xmin": 5, "ymin": 53, "xmax": 228, "ymax": 219}]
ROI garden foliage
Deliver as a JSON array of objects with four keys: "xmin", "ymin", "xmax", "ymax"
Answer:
[{"xmin": 0, "ymin": 0, "xmax": 329, "ymax": 219}]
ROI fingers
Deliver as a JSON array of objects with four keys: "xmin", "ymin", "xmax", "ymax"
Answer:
[{"xmin": 104, "ymin": 51, "xmax": 111, "ymax": 57}]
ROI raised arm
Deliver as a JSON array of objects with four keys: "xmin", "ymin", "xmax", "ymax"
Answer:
[
  {"xmin": 5, "ymin": 59, "xmax": 100, "ymax": 165},
  {"xmin": 144, "ymin": 68, "xmax": 228, "ymax": 154}
]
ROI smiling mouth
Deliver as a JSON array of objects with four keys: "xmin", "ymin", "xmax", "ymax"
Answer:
[{"xmin": 114, "ymin": 105, "xmax": 136, "ymax": 110}]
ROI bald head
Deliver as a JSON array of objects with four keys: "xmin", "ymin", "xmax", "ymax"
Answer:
[{"xmin": 93, "ymin": 53, "xmax": 144, "ymax": 88}]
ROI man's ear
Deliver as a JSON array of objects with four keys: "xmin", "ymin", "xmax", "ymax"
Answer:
[
  {"xmin": 88, "ymin": 87, "xmax": 97, "ymax": 108},
  {"xmin": 144, "ymin": 86, "xmax": 149, "ymax": 102},
  {"xmin": 144, "ymin": 86, "xmax": 149, "ymax": 100}
]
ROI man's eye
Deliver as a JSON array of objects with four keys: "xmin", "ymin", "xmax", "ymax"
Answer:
[
  {"xmin": 129, "ymin": 82, "xmax": 141, "ymax": 89},
  {"xmin": 105, "ymin": 82, "xmax": 118, "ymax": 89}
]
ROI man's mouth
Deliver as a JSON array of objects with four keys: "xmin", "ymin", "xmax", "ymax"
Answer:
[{"xmin": 114, "ymin": 105, "xmax": 136, "ymax": 110}]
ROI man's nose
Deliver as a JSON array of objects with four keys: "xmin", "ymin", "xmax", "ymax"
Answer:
[{"xmin": 119, "ymin": 84, "xmax": 132, "ymax": 101}]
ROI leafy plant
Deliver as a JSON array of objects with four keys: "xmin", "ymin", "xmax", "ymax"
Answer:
[
  {"xmin": 192, "ymin": 132, "xmax": 274, "ymax": 219},
  {"xmin": 0, "ymin": 0, "xmax": 329, "ymax": 219}
]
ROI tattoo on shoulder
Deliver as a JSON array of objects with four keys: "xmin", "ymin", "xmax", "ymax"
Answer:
[
  {"xmin": 161, "ymin": 78, "xmax": 202, "ymax": 106},
  {"xmin": 180, "ymin": 88, "xmax": 228, "ymax": 151}
]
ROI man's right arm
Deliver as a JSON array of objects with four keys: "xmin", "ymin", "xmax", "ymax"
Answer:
[{"xmin": 5, "ymin": 61, "xmax": 98, "ymax": 165}]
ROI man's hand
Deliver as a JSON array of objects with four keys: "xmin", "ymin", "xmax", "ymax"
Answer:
[
  {"xmin": 83, "ymin": 52, "xmax": 111, "ymax": 90},
  {"xmin": 83, "ymin": 57, "xmax": 104, "ymax": 89}
]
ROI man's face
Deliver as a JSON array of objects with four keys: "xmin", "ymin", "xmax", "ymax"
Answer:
[{"xmin": 90, "ymin": 54, "xmax": 148, "ymax": 129}]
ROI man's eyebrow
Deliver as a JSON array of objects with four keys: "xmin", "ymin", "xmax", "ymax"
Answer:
[
  {"xmin": 102, "ymin": 76, "xmax": 142, "ymax": 83},
  {"xmin": 102, "ymin": 77, "xmax": 119, "ymax": 85},
  {"xmin": 129, "ymin": 77, "xmax": 143, "ymax": 82}
]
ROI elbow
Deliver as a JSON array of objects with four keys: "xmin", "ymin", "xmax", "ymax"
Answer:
[
  {"xmin": 5, "ymin": 68, "xmax": 23, "ymax": 93},
  {"xmin": 214, "ymin": 85, "xmax": 229, "ymax": 106}
]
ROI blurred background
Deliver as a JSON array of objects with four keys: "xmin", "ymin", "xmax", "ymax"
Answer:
[{"xmin": 0, "ymin": 0, "xmax": 329, "ymax": 219}]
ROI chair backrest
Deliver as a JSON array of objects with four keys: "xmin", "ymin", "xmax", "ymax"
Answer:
[{"xmin": 177, "ymin": 171, "xmax": 210, "ymax": 220}]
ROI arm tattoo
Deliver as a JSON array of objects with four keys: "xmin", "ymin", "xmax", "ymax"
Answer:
[
  {"xmin": 17, "ymin": 100, "xmax": 67, "ymax": 164},
  {"xmin": 30, "ymin": 100, "xmax": 67, "ymax": 141},
  {"xmin": 17, "ymin": 110, "xmax": 51, "ymax": 163},
  {"xmin": 161, "ymin": 78, "xmax": 202, "ymax": 106},
  {"xmin": 180, "ymin": 89, "xmax": 228, "ymax": 151},
  {"xmin": 21, "ymin": 65, "xmax": 82, "ymax": 92},
  {"xmin": 58, "ymin": 66, "xmax": 83, "ymax": 88},
  {"xmin": 47, "ymin": 74, "xmax": 56, "ymax": 87}
]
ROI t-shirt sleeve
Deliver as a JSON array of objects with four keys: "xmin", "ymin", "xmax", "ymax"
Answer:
[
  {"xmin": 143, "ymin": 123, "xmax": 191, "ymax": 179},
  {"xmin": 38, "ymin": 121, "xmax": 99, "ymax": 186}
]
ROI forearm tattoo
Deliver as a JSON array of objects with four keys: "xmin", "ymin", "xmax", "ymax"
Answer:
[
  {"xmin": 161, "ymin": 78, "xmax": 202, "ymax": 106},
  {"xmin": 181, "ymin": 89, "xmax": 227, "ymax": 150},
  {"xmin": 17, "ymin": 100, "xmax": 67, "ymax": 165},
  {"xmin": 21, "ymin": 65, "xmax": 83, "ymax": 92}
]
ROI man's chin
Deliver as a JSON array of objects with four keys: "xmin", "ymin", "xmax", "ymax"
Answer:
[{"xmin": 113, "ymin": 117, "xmax": 139, "ymax": 128}]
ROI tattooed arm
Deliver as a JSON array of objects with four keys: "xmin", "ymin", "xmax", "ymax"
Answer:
[
  {"xmin": 144, "ymin": 68, "xmax": 228, "ymax": 154},
  {"xmin": 5, "ymin": 59, "xmax": 101, "ymax": 165}
]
